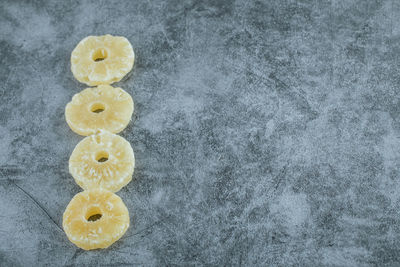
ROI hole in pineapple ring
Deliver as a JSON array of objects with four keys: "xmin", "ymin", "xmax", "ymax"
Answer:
[
  {"xmin": 92, "ymin": 48, "xmax": 108, "ymax": 62},
  {"xmin": 86, "ymin": 206, "xmax": 103, "ymax": 222},
  {"xmin": 90, "ymin": 103, "xmax": 105, "ymax": 113},
  {"xmin": 95, "ymin": 151, "xmax": 109, "ymax": 163}
]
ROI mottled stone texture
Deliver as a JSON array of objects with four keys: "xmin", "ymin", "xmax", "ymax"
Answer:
[{"xmin": 1, "ymin": 0, "xmax": 400, "ymax": 266}]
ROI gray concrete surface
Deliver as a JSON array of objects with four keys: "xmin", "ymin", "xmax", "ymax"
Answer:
[{"xmin": 1, "ymin": 0, "xmax": 400, "ymax": 266}]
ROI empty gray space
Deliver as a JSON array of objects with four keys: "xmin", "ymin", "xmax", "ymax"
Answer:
[{"xmin": 1, "ymin": 0, "xmax": 400, "ymax": 266}]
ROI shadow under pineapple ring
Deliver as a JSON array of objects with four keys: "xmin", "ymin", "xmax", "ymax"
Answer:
[
  {"xmin": 62, "ymin": 188, "xmax": 130, "ymax": 250},
  {"xmin": 69, "ymin": 130, "xmax": 135, "ymax": 192}
]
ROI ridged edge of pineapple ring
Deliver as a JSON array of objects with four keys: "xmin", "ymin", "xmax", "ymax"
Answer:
[
  {"xmin": 68, "ymin": 130, "xmax": 135, "ymax": 192},
  {"xmin": 64, "ymin": 85, "xmax": 134, "ymax": 136},
  {"xmin": 62, "ymin": 189, "xmax": 130, "ymax": 250},
  {"xmin": 70, "ymin": 34, "xmax": 135, "ymax": 86}
]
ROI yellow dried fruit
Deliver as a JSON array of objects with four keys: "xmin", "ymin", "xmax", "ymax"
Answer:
[
  {"xmin": 69, "ymin": 130, "xmax": 135, "ymax": 192},
  {"xmin": 65, "ymin": 84, "xmax": 134, "ymax": 136},
  {"xmin": 71, "ymin": 34, "xmax": 134, "ymax": 86},
  {"xmin": 63, "ymin": 188, "xmax": 130, "ymax": 250}
]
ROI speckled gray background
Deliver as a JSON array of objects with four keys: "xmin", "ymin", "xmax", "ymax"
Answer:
[{"xmin": 1, "ymin": 0, "xmax": 400, "ymax": 266}]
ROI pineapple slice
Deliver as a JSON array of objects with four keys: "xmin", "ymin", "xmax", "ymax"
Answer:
[
  {"xmin": 65, "ymin": 84, "xmax": 134, "ymax": 136},
  {"xmin": 71, "ymin": 34, "xmax": 134, "ymax": 86},
  {"xmin": 69, "ymin": 130, "xmax": 135, "ymax": 192},
  {"xmin": 63, "ymin": 188, "xmax": 130, "ymax": 250}
]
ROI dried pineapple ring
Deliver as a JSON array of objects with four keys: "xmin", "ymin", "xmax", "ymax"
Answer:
[
  {"xmin": 65, "ymin": 84, "xmax": 134, "ymax": 136},
  {"xmin": 63, "ymin": 188, "xmax": 130, "ymax": 250},
  {"xmin": 69, "ymin": 130, "xmax": 135, "ymax": 192},
  {"xmin": 71, "ymin": 34, "xmax": 134, "ymax": 86}
]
